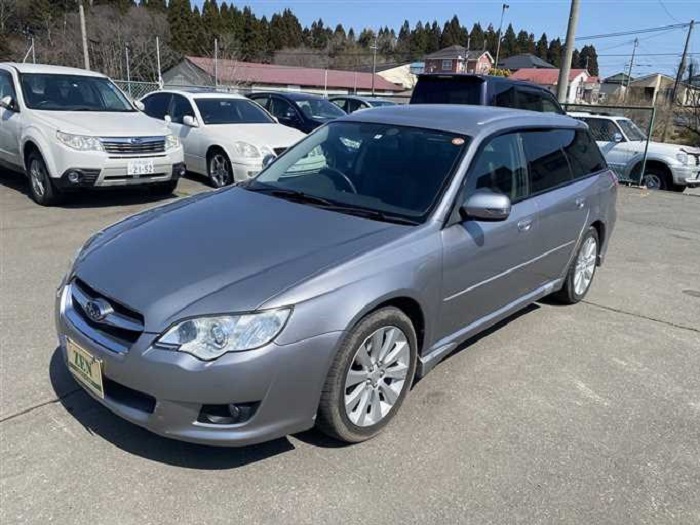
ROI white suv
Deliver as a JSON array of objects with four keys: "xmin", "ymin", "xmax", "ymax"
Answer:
[
  {"xmin": 569, "ymin": 112, "xmax": 700, "ymax": 192},
  {"xmin": 140, "ymin": 90, "xmax": 306, "ymax": 187},
  {"xmin": 0, "ymin": 63, "xmax": 185, "ymax": 205}
]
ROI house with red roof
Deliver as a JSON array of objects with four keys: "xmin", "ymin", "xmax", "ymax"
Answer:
[
  {"xmin": 510, "ymin": 68, "xmax": 600, "ymax": 104},
  {"xmin": 162, "ymin": 57, "xmax": 404, "ymax": 96}
]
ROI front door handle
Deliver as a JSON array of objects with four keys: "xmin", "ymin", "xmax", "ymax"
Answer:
[
  {"xmin": 517, "ymin": 218, "xmax": 533, "ymax": 232},
  {"xmin": 575, "ymin": 197, "xmax": 585, "ymax": 209}
]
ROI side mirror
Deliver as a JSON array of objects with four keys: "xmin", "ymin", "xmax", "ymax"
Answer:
[
  {"xmin": 133, "ymin": 100, "xmax": 145, "ymax": 111},
  {"xmin": 283, "ymin": 108, "xmax": 297, "ymax": 121},
  {"xmin": 262, "ymin": 153, "xmax": 276, "ymax": 168},
  {"xmin": 164, "ymin": 114, "xmax": 172, "ymax": 124},
  {"xmin": 183, "ymin": 115, "xmax": 199, "ymax": 127},
  {"xmin": 612, "ymin": 132, "xmax": 623, "ymax": 143},
  {"xmin": 460, "ymin": 191, "xmax": 511, "ymax": 221},
  {"xmin": 0, "ymin": 95, "xmax": 16, "ymax": 112}
]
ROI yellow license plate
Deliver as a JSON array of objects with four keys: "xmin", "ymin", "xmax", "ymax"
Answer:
[{"xmin": 66, "ymin": 339, "xmax": 104, "ymax": 399}]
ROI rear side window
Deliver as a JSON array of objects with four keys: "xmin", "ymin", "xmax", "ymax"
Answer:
[
  {"xmin": 492, "ymin": 85, "xmax": 517, "ymax": 108},
  {"xmin": 411, "ymin": 77, "xmax": 483, "ymax": 105},
  {"xmin": 521, "ymin": 130, "xmax": 573, "ymax": 194},
  {"xmin": 565, "ymin": 130, "xmax": 607, "ymax": 178},
  {"xmin": 580, "ymin": 118, "xmax": 619, "ymax": 142},
  {"xmin": 143, "ymin": 93, "xmax": 170, "ymax": 120},
  {"xmin": 170, "ymin": 94, "xmax": 195, "ymax": 124},
  {"xmin": 250, "ymin": 95, "xmax": 270, "ymax": 110},
  {"xmin": 517, "ymin": 89, "xmax": 563, "ymax": 114}
]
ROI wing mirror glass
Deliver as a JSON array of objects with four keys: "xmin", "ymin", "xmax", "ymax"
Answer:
[
  {"xmin": 183, "ymin": 115, "xmax": 199, "ymax": 127},
  {"xmin": 460, "ymin": 191, "xmax": 511, "ymax": 221},
  {"xmin": 133, "ymin": 100, "xmax": 145, "ymax": 111},
  {"xmin": 0, "ymin": 95, "xmax": 17, "ymax": 112},
  {"xmin": 613, "ymin": 132, "xmax": 623, "ymax": 143},
  {"xmin": 284, "ymin": 108, "xmax": 297, "ymax": 121},
  {"xmin": 164, "ymin": 114, "xmax": 172, "ymax": 124},
  {"xmin": 262, "ymin": 153, "xmax": 276, "ymax": 168}
]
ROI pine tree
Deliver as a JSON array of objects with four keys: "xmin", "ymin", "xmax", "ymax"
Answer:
[
  {"xmin": 501, "ymin": 23, "xmax": 517, "ymax": 57},
  {"xmin": 572, "ymin": 48, "xmax": 581, "ymax": 69},
  {"xmin": 469, "ymin": 23, "xmax": 484, "ymax": 51},
  {"xmin": 547, "ymin": 38, "xmax": 563, "ymax": 67},
  {"xmin": 579, "ymin": 45, "xmax": 599, "ymax": 75},
  {"xmin": 167, "ymin": 0, "xmax": 195, "ymax": 54},
  {"xmin": 536, "ymin": 33, "xmax": 548, "ymax": 60}
]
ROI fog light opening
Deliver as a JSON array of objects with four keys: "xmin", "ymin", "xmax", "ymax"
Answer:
[
  {"xmin": 198, "ymin": 402, "xmax": 259, "ymax": 425},
  {"xmin": 67, "ymin": 170, "xmax": 81, "ymax": 183}
]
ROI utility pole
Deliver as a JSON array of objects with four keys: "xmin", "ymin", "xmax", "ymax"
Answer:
[
  {"xmin": 670, "ymin": 19, "xmax": 694, "ymax": 106},
  {"xmin": 125, "ymin": 44, "xmax": 131, "ymax": 97},
  {"xmin": 494, "ymin": 3, "xmax": 509, "ymax": 68},
  {"xmin": 31, "ymin": 38, "xmax": 35, "ymax": 63},
  {"xmin": 556, "ymin": 0, "xmax": 580, "ymax": 103},
  {"xmin": 214, "ymin": 38, "xmax": 219, "ymax": 87},
  {"xmin": 371, "ymin": 34, "xmax": 378, "ymax": 96},
  {"xmin": 467, "ymin": 35, "xmax": 471, "ymax": 52},
  {"xmin": 79, "ymin": 1, "xmax": 90, "ymax": 70},
  {"xmin": 156, "ymin": 36, "xmax": 162, "ymax": 88},
  {"xmin": 623, "ymin": 38, "xmax": 638, "ymax": 102}
]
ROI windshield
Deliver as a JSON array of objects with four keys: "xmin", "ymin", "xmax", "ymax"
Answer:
[
  {"xmin": 195, "ymin": 98, "xmax": 274, "ymax": 124},
  {"xmin": 617, "ymin": 119, "xmax": 646, "ymax": 141},
  {"xmin": 369, "ymin": 100, "xmax": 397, "ymax": 107},
  {"xmin": 245, "ymin": 121, "xmax": 468, "ymax": 223},
  {"xmin": 294, "ymin": 98, "xmax": 346, "ymax": 120},
  {"xmin": 20, "ymin": 73, "xmax": 134, "ymax": 112}
]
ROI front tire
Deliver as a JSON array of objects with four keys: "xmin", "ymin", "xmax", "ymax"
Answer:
[
  {"xmin": 207, "ymin": 149, "xmax": 233, "ymax": 188},
  {"xmin": 316, "ymin": 307, "xmax": 417, "ymax": 443},
  {"xmin": 27, "ymin": 151, "xmax": 60, "ymax": 206},
  {"xmin": 641, "ymin": 167, "xmax": 669, "ymax": 191},
  {"xmin": 554, "ymin": 227, "xmax": 599, "ymax": 304}
]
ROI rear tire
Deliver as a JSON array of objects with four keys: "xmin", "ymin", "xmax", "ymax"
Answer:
[
  {"xmin": 316, "ymin": 307, "xmax": 417, "ymax": 443},
  {"xmin": 553, "ymin": 227, "xmax": 599, "ymax": 304},
  {"xmin": 27, "ymin": 150, "xmax": 60, "ymax": 206}
]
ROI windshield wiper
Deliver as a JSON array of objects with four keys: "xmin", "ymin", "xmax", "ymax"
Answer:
[
  {"xmin": 328, "ymin": 206, "xmax": 420, "ymax": 225},
  {"xmin": 245, "ymin": 186, "xmax": 337, "ymax": 207}
]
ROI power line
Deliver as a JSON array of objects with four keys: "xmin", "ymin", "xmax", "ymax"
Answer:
[
  {"xmin": 576, "ymin": 23, "xmax": 689, "ymax": 41},
  {"xmin": 657, "ymin": 0, "xmax": 681, "ymax": 24},
  {"xmin": 597, "ymin": 52, "xmax": 700, "ymax": 57}
]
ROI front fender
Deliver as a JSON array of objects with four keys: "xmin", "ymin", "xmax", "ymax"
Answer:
[{"xmin": 21, "ymin": 126, "xmax": 58, "ymax": 176}]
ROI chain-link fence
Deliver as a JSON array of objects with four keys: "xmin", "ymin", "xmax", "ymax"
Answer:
[{"xmin": 563, "ymin": 103, "xmax": 656, "ymax": 185}]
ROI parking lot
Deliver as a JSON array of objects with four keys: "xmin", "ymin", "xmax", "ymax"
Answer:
[{"xmin": 1, "ymin": 169, "xmax": 699, "ymax": 524}]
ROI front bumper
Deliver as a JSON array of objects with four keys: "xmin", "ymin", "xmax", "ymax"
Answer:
[
  {"xmin": 55, "ymin": 284, "xmax": 342, "ymax": 446},
  {"xmin": 671, "ymin": 164, "xmax": 700, "ymax": 187},
  {"xmin": 48, "ymin": 143, "xmax": 186, "ymax": 188},
  {"xmin": 231, "ymin": 160, "xmax": 263, "ymax": 182}
]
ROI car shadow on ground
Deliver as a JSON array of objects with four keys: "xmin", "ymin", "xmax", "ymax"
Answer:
[
  {"xmin": 49, "ymin": 347, "xmax": 295, "ymax": 469},
  {"xmin": 0, "ymin": 168, "xmax": 205, "ymax": 209}
]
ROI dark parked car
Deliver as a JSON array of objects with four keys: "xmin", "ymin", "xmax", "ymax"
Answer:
[
  {"xmin": 248, "ymin": 92, "xmax": 346, "ymax": 133},
  {"xmin": 329, "ymin": 95, "xmax": 397, "ymax": 113},
  {"xmin": 57, "ymin": 105, "xmax": 616, "ymax": 447},
  {"xmin": 410, "ymin": 74, "xmax": 565, "ymax": 114}
]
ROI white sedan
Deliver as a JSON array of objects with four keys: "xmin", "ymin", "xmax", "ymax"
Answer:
[{"xmin": 141, "ymin": 90, "xmax": 306, "ymax": 187}]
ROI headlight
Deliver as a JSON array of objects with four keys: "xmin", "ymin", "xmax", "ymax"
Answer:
[
  {"xmin": 231, "ymin": 141, "xmax": 261, "ymax": 158},
  {"xmin": 56, "ymin": 131, "xmax": 104, "ymax": 152},
  {"xmin": 676, "ymin": 152, "xmax": 688, "ymax": 165},
  {"xmin": 156, "ymin": 308, "xmax": 292, "ymax": 360},
  {"xmin": 165, "ymin": 134, "xmax": 180, "ymax": 151}
]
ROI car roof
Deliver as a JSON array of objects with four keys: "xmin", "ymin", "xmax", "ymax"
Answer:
[
  {"xmin": 250, "ymin": 91, "xmax": 326, "ymax": 101},
  {"xmin": 417, "ymin": 73, "xmax": 551, "ymax": 91},
  {"xmin": 157, "ymin": 89, "xmax": 248, "ymax": 100},
  {"xmin": 0, "ymin": 62, "xmax": 106, "ymax": 78},
  {"xmin": 341, "ymin": 104, "xmax": 585, "ymax": 137},
  {"xmin": 329, "ymin": 95, "xmax": 394, "ymax": 103}
]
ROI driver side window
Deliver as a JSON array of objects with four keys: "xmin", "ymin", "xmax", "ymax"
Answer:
[
  {"xmin": 465, "ymin": 133, "xmax": 528, "ymax": 203},
  {"xmin": 0, "ymin": 71, "xmax": 17, "ymax": 102},
  {"xmin": 270, "ymin": 97, "xmax": 295, "ymax": 119}
]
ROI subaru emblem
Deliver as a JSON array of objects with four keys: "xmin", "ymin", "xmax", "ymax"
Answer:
[{"xmin": 84, "ymin": 298, "xmax": 113, "ymax": 322}]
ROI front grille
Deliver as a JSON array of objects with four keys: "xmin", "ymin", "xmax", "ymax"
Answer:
[
  {"xmin": 69, "ymin": 279, "xmax": 144, "ymax": 350},
  {"xmin": 104, "ymin": 377, "xmax": 156, "ymax": 414},
  {"xmin": 274, "ymin": 147, "xmax": 287, "ymax": 156},
  {"xmin": 101, "ymin": 137, "xmax": 165, "ymax": 155}
]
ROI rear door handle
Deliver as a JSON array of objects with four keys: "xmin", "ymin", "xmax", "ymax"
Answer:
[
  {"xmin": 575, "ymin": 197, "xmax": 585, "ymax": 209},
  {"xmin": 517, "ymin": 219, "xmax": 533, "ymax": 232}
]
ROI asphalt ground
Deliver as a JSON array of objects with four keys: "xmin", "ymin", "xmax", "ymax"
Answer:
[{"xmin": 1, "ymin": 169, "xmax": 699, "ymax": 524}]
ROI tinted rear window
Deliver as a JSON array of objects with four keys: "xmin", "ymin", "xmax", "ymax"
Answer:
[
  {"xmin": 566, "ymin": 130, "xmax": 607, "ymax": 178},
  {"xmin": 522, "ymin": 130, "xmax": 573, "ymax": 194},
  {"xmin": 411, "ymin": 76, "xmax": 483, "ymax": 105}
]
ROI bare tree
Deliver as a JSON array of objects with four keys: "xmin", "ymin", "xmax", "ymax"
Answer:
[{"xmin": 0, "ymin": 0, "xmax": 16, "ymax": 33}]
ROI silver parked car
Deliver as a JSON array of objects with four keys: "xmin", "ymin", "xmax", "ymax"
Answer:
[{"xmin": 56, "ymin": 105, "xmax": 617, "ymax": 446}]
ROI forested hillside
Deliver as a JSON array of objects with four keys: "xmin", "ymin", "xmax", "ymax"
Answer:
[{"xmin": 0, "ymin": 0, "xmax": 599, "ymax": 81}]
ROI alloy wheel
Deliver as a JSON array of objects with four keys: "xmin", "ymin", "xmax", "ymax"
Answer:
[
  {"xmin": 643, "ymin": 173, "xmax": 663, "ymax": 190},
  {"xmin": 30, "ymin": 159, "xmax": 46, "ymax": 198},
  {"xmin": 344, "ymin": 326, "xmax": 411, "ymax": 427},
  {"xmin": 209, "ymin": 154, "xmax": 231, "ymax": 187},
  {"xmin": 574, "ymin": 236, "xmax": 597, "ymax": 296}
]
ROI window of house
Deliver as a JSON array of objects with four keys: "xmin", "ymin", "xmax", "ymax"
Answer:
[{"xmin": 441, "ymin": 59, "xmax": 453, "ymax": 71}]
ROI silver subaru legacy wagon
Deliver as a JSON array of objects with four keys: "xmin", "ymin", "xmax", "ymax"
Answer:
[{"xmin": 56, "ymin": 105, "xmax": 617, "ymax": 446}]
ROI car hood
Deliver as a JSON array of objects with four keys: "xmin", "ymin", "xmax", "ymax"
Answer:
[
  {"xmin": 206, "ymin": 124, "xmax": 305, "ymax": 149},
  {"xmin": 74, "ymin": 188, "xmax": 409, "ymax": 332},
  {"xmin": 31, "ymin": 110, "xmax": 170, "ymax": 137}
]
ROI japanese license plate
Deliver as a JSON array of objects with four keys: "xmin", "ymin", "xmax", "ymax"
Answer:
[
  {"xmin": 66, "ymin": 339, "xmax": 104, "ymax": 399},
  {"xmin": 127, "ymin": 159, "xmax": 155, "ymax": 176}
]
